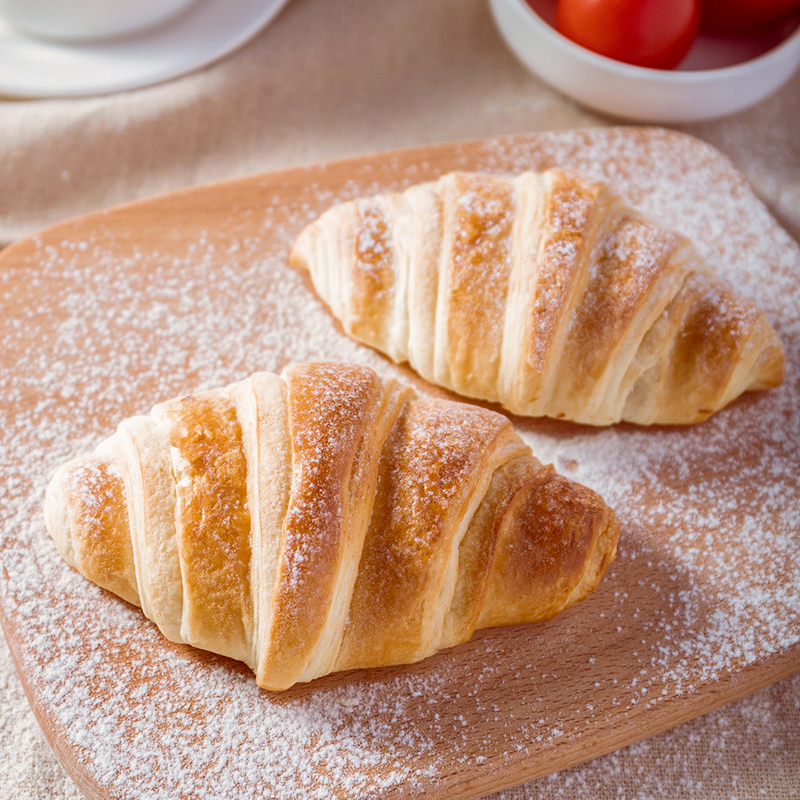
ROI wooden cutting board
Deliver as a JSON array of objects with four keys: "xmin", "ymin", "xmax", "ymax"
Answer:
[{"xmin": 0, "ymin": 128, "xmax": 798, "ymax": 800}]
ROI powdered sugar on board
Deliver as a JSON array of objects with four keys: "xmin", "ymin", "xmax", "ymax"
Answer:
[{"xmin": 0, "ymin": 128, "xmax": 798, "ymax": 800}]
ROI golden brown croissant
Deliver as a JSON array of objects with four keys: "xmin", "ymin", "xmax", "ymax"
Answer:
[
  {"xmin": 289, "ymin": 170, "xmax": 785, "ymax": 425},
  {"xmin": 44, "ymin": 362, "xmax": 618, "ymax": 690}
]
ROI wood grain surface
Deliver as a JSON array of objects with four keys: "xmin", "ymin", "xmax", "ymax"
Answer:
[{"xmin": 0, "ymin": 128, "xmax": 798, "ymax": 800}]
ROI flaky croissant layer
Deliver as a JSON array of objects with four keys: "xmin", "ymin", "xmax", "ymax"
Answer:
[
  {"xmin": 290, "ymin": 170, "xmax": 785, "ymax": 425},
  {"xmin": 44, "ymin": 363, "xmax": 619, "ymax": 690}
]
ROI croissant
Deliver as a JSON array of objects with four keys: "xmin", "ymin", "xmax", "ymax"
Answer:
[
  {"xmin": 289, "ymin": 170, "xmax": 785, "ymax": 425},
  {"xmin": 44, "ymin": 362, "xmax": 618, "ymax": 690}
]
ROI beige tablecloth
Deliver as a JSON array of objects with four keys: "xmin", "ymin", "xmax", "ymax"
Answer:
[{"xmin": 1, "ymin": 0, "xmax": 799, "ymax": 797}]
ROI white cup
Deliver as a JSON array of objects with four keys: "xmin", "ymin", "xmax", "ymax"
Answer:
[{"xmin": 0, "ymin": 0, "xmax": 197, "ymax": 41}]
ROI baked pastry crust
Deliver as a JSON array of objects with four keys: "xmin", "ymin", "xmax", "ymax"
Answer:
[
  {"xmin": 290, "ymin": 171, "xmax": 785, "ymax": 425},
  {"xmin": 44, "ymin": 362, "xmax": 619, "ymax": 690}
]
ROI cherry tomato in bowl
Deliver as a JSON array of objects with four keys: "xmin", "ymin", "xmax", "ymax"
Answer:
[
  {"xmin": 700, "ymin": 0, "xmax": 800, "ymax": 35},
  {"xmin": 553, "ymin": 0, "xmax": 701, "ymax": 69}
]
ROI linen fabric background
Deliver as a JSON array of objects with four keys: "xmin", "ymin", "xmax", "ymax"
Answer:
[{"xmin": 1, "ymin": 0, "xmax": 798, "ymax": 797}]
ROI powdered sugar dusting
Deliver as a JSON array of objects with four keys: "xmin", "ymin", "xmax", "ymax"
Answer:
[{"xmin": 0, "ymin": 128, "xmax": 798, "ymax": 799}]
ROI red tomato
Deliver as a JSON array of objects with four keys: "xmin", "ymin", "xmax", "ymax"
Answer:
[
  {"xmin": 700, "ymin": 0, "xmax": 800, "ymax": 35},
  {"xmin": 553, "ymin": 0, "xmax": 701, "ymax": 69}
]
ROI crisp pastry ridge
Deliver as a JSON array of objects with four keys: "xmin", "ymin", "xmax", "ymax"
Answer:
[
  {"xmin": 44, "ymin": 362, "xmax": 619, "ymax": 690},
  {"xmin": 289, "ymin": 170, "xmax": 785, "ymax": 425}
]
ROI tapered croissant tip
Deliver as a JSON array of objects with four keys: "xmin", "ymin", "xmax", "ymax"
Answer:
[
  {"xmin": 287, "ymin": 240, "xmax": 303, "ymax": 270},
  {"xmin": 752, "ymin": 334, "xmax": 786, "ymax": 391},
  {"xmin": 288, "ymin": 225, "xmax": 313, "ymax": 272},
  {"xmin": 44, "ymin": 463, "xmax": 75, "ymax": 568},
  {"xmin": 566, "ymin": 504, "xmax": 620, "ymax": 609}
]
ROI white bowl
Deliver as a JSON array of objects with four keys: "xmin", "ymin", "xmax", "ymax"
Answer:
[{"xmin": 489, "ymin": 0, "xmax": 800, "ymax": 123}]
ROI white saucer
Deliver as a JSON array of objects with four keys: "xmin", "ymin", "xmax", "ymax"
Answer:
[{"xmin": 0, "ymin": 0, "xmax": 291, "ymax": 98}]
